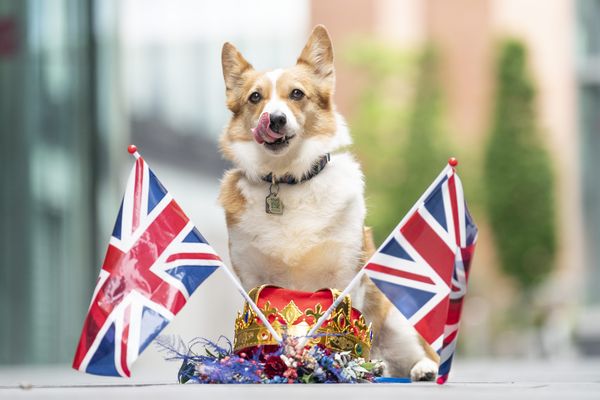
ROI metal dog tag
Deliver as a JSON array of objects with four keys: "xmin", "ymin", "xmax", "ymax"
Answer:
[
  {"xmin": 266, "ymin": 193, "xmax": 283, "ymax": 215},
  {"xmin": 265, "ymin": 181, "xmax": 283, "ymax": 215}
]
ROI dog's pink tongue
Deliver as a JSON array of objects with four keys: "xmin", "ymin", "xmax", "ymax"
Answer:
[
  {"xmin": 253, "ymin": 127, "xmax": 265, "ymax": 144},
  {"xmin": 252, "ymin": 112, "xmax": 284, "ymax": 144}
]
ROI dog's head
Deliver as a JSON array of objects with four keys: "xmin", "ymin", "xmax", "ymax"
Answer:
[{"xmin": 220, "ymin": 25, "xmax": 351, "ymax": 181}]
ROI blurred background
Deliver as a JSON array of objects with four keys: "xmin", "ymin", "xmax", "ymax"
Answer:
[{"xmin": 0, "ymin": 0, "xmax": 599, "ymax": 378}]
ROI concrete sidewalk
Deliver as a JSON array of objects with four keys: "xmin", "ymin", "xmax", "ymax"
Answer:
[{"xmin": 1, "ymin": 359, "xmax": 598, "ymax": 399}]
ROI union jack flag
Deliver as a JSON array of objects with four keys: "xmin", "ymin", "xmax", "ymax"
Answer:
[
  {"xmin": 436, "ymin": 174, "xmax": 478, "ymax": 384},
  {"xmin": 363, "ymin": 163, "xmax": 477, "ymax": 380},
  {"xmin": 73, "ymin": 150, "xmax": 223, "ymax": 377}
]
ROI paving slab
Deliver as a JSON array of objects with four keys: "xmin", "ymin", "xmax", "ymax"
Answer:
[{"xmin": 0, "ymin": 359, "xmax": 598, "ymax": 399}]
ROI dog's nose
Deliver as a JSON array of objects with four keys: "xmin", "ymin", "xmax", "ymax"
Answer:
[{"xmin": 269, "ymin": 112, "xmax": 287, "ymax": 133}]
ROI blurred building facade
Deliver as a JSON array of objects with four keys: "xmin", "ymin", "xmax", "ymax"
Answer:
[
  {"xmin": 0, "ymin": 0, "xmax": 99, "ymax": 364},
  {"xmin": 0, "ymin": 0, "xmax": 598, "ymax": 368},
  {"xmin": 311, "ymin": 0, "xmax": 599, "ymax": 356},
  {"xmin": 0, "ymin": 0, "xmax": 311, "ymax": 367}
]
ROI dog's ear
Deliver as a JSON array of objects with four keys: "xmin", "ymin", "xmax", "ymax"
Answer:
[
  {"xmin": 297, "ymin": 25, "xmax": 334, "ymax": 81},
  {"xmin": 222, "ymin": 42, "xmax": 253, "ymax": 92}
]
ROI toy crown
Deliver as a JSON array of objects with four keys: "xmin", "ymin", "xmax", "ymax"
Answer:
[{"xmin": 234, "ymin": 285, "xmax": 373, "ymax": 359}]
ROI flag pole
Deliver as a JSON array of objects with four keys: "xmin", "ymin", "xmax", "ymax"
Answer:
[
  {"xmin": 301, "ymin": 269, "xmax": 367, "ymax": 344},
  {"xmin": 127, "ymin": 144, "xmax": 283, "ymax": 344},
  {"xmin": 219, "ymin": 263, "xmax": 283, "ymax": 343},
  {"xmin": 301, "ymin": 159, "xmax": 458, "ymax": 344}
]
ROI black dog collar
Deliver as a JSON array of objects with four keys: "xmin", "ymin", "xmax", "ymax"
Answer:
[{"xmin": 261, "ymin": 153, "xmax": 331, "ymax": 185}]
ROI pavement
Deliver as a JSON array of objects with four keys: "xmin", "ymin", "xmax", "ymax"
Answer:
[{"xmin": 0, "ymin": 359, "xmax": 598, "ymax": 399}]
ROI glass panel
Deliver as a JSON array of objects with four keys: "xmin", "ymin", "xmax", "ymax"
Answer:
[
  {"xmin": 578, "ymin": 0, "xmax": 600, "ymax": 305},
  {"xmin": 0, "ymin": 0, "xmax": 97, "ymax": 364},
  {"xmin": 580, "ymin": 84, "xmax": 600, "ymax": 304},
  {"xmin": 578, "ymin": 0, "xmax": 600, "ymax": 57}
]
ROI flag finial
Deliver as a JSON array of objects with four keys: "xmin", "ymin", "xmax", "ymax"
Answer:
[
  {"xmin": 448, "ymin": 157, "xmax": 458, "ymax": 167},
  {"xmin": 128, "ymin": 144, "xmax": 140, "ymax": 159}
]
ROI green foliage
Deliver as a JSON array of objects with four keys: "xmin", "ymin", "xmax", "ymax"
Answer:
[
  {"xmin": 484, "ymin": 40, "xmax": 556, "ymax": 289},
  {"xmin": 400, "ymin": 48, "xmax": 449, "ymax": 233},
  {"xmin": 347, "ymin": 43, "xmax": 448, "ymax": 244}
]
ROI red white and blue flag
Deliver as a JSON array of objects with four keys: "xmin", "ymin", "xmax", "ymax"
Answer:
[
  {"xmin": 436, "ymin": 175, "xmax": 477, "ymax": 384},
  {"xmin": 73, "ymin": 151, "xmax": 223, "ymax": 377},
  {"xmin": 363, "ymin": 163, "xmax": 477, "ymax": 382}
]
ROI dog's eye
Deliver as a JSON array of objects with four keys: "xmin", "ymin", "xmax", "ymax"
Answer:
[
  {"xmin": 249, "ymin": 92, "xmax": 262, "ymax": 104},
  {"xmin": 290, "ymin": 89, "xmax": 305, "ymax": 101}
]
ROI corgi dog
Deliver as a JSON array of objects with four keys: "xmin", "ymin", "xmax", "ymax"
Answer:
[{"xmin": 218, "ymin": 25, "xmax": 438, "ymax": 380}]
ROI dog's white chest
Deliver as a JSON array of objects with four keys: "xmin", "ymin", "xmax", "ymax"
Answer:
[{"xmin": 228, "ymin": 154, "xmax": 366, "ymax": 291}]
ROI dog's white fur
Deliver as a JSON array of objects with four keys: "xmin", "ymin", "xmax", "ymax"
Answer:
[{"xmin": 219, "ymin": 25, "xmax": 437, "ymax": 380}]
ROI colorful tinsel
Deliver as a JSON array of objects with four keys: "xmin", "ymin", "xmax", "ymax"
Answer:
[{"xmin": 156, "ymin": 335, "xmax": 384, "ymax": 384}]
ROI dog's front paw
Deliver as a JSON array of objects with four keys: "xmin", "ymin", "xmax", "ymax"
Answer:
[{"xmin": 410, "ymin": 358, "xmax": 437, "ymax": 382}]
